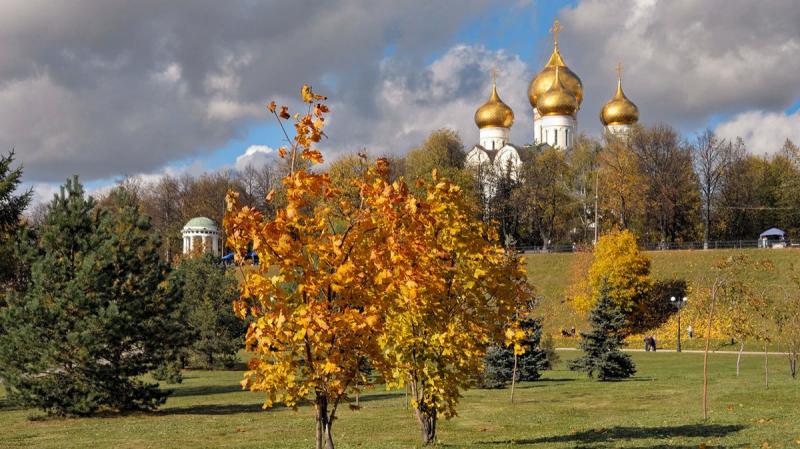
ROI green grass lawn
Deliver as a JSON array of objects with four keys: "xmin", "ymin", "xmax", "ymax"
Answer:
[
  {"xmin": 526, "ymin": 248, "xmax": 800, "ymax": 336},
  {"xmin": 2, "ymin": 351, "xmax": 798, "ymax": 448}
]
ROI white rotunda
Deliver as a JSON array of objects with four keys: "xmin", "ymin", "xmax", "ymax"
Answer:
[{"xmin": 182, "ymin": 217, "xmax": 222, "ymax": 256}]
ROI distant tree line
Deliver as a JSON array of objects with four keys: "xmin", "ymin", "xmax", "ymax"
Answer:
[
  {"xmin": 21, "ymin": 125, "xmax": 795, "ymax": 260},
  {"xmin": 483, "ymin": 126, "xmax": 800, "ymax": 248}
]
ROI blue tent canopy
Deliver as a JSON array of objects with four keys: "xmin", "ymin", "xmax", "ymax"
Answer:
[
  {"xmin": 220, "ymin": 251, "xmax": 259, "ymax": 263},
  {"xmin": 759, "ymin": 227, "xmax": 785, "ymax": 238}
]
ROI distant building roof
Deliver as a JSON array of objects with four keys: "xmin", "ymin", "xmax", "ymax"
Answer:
[
  {"xmin": 759, "ymin": 227, "xmax": 785, "ymax": 238},
  {"xmin": 183, "ymin": 217, "xmax": 218, "ymax": 231}
]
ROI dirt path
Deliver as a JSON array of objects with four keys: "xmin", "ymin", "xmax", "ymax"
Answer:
[{"xmin": 556, "ymin": 347, "xmax": 790, "ymax": 355}]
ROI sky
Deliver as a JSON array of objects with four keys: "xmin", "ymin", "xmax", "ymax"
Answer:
[{"xmin": 3, "ymin": 0, "xmax": 799, "ymax": 204}]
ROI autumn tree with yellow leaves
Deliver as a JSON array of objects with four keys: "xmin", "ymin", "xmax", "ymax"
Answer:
[
  {"xmin": 571, "ymin": 229, "xmax": 688, "ymax": 335},
  {"xmin": 571, "ymin": 230, "xmax": 652, "ymax": 318},
  {"xmin": 226, "ymin": 86, "xmax": 391, "ymax": 449},
  {"xmin": 224, "ymin": 86, "xmax": 531, "ymax": 448},
  {"xmin": 375, "ymin": 171, "xmax": 532, "ymax": 445}
]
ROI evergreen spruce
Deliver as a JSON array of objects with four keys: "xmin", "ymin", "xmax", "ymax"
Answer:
[
  {"xmin": 0, "ymin": 150, "xmax": 32, "ymax": 297},
  {"xmin": 479, "ymin": 345, "xmax": 515, "ymax": 389},
  {"xmin": 538, "ymin": 333, "xmax": 560, "ymax": 370},
  {"xmin": 0, "ymin": 178, "xmax": 179, "ymax": 416},
  {"xmin": 569, "ymin": 285, "xmax": 636, "ymax": 380},
  {"xmin": 517, "ymin": 318, "xmax": 551, "ymax": 381},
  {"xmin": 480, "ymin": 318, "xmax": 549, "ymax": 388},
  {"xmin": 167, "ymin": 254, "xmax": 244, "ymax": 369}
]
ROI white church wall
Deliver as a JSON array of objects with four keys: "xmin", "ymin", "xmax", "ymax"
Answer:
[
  {"xmin": 479, "ymin": 127, "xmax": 509, "ymax": 150},
  {"xmin": 540, "ymin": 114, "xmax": 576, "ymax": 149}
]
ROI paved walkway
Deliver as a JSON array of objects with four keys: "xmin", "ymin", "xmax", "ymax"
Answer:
[{"xmin": 556, "ymin": 347, "xmax": 790, "ymax": 355}]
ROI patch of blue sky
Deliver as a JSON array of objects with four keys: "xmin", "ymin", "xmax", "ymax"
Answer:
[
  {"xmin": 786, "ymin": 98, "xmax": 800, "ymax": 114},
  {"xmin": 453, "ymin": 0, "xmax": 576, "ymax": 64}
]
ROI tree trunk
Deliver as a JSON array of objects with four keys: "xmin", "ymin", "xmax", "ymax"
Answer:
[
  {"xmin": 790, "ymin": 352, "xmax": 798, "ymax": 380},
  {"xmin": 703, "ymin": 202, "xmax": 710, "ymax": 250},
  {"xmin": 415, "ymin": 403, "xmax": 437, "ymax": 445},
  {"xmin": 315, "ymin": 394, "xmax": 335, "ymax": 449},
  {"xmin": 703, "ymin": 284, "xmax": 717, "ymax": 421},
  {"xmin": 510, "ymin": 352, "xmax": 518, "ymax": 403},
  {"xmin": 736, "ymin": 340, "xmax": 744, "ymax": 377}
]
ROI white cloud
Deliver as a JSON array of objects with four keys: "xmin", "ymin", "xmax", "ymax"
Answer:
[
  {"xmin": 322, "ymin": 45, "xmax": 534, "ymax": 159},
  {"xmin": 235, "ymin": 145, "xmax": 275, "ymax": 171},
  {"xmin": 25, "ymin": 159, "xmax": 210, "ymax": 212},
  {"xmin": 25, "ymin": 181, "xmax": 113, "ymax": 212},
  {"xmin": 28, "ymin": 183, "xmax": 61, "ymax": 208},
  {"xmin": 715, "ymin": 110, "xmax": 800, "ymax": 155},
  {"xmin": 560, "ymin": 0, "xmax": 800, "ymax": 133},
  {"xmin": 206, "ymin": 99, "xmax": 263, "ymax": 121}
]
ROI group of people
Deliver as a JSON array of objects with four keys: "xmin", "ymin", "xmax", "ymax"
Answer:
[
  {"xmin": 560, "ymin": 326, "xmax": 577, "ymax": 337},
  {"xmin": 644, "ymin": 335, "xmax": 657, "ymax": 352}
]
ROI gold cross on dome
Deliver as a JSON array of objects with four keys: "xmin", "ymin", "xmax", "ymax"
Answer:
[
  {"xmin": 491, "ymin": 67, "xmax": 497, "ymax": 86},
  {"xmin": 616, "ymin": 62, "xmax": 623, "ymax": 80},
  {"xmin": 550, "ymin": 19, "xmax": 563, "ymax": 46}
]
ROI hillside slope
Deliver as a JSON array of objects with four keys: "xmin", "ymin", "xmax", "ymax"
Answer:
[{"xmin": 525, "ymin": 248, "xmax": 800, "ymax": 336}]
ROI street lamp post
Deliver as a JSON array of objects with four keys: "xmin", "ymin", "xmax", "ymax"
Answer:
[{"xmin": 671, "ymin": 296, "xmax": 688, "ymax": 352}]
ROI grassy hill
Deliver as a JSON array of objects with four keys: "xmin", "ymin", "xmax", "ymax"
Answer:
[{"xmin": 525, "ymin": 248, "xmax": 800, "ymax": 337}]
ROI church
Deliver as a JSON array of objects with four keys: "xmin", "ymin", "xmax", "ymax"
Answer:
[{"xmin": 466, "ymin": 19, "xmax": 640, "ymax": 192}]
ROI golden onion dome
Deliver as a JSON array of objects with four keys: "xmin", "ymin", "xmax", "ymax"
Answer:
[
  {"xmin": 537, "ymin": 65, "xmax": 578, "ymax": 117},
  {"xmin": 474, "ymin": 75, "xmax": 514, "ymax": 129},
  {"xmin": 600, "ymin": 69, "xmax": 639, "ymax": 126},
  {"xmin": 528, "ymin": 47, "xmax": 583, "ymax": 109}
]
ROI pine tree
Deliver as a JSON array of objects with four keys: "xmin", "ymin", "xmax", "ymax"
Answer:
[
  {"xmin": 0, "ymin": 150, "xmax": 31, "ymax": 233},
  {"xmin": 569, "ymin": 285, "xmax": 636, "ymax": 380},
  {"xmin": 0, "ymin": 178, "xmax": 179, "ymax": 416},
  {"xmin": 0, "ymin": 150, "xmax": 32, "ymax": 296},
  {"xmin": 167, "ymin": 254, "xmax": 244, "ymax": 369}
]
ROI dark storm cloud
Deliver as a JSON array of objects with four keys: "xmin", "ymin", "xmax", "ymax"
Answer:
[{"xmin": 0, "ymin": 0, "xmax": 493, "ymax": 182}]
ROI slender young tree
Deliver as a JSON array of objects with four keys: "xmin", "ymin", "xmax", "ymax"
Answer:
[
  {"xmin": 775, "ymin": 283, "xmax": 799, "ymax": 379},
  {"xmin": 480, "ymin": 317, "xmax": 548, "ymax": 389},
  {"xmin": 697, "ymin": 254, "xmax": 771, "ymax": 420}
]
